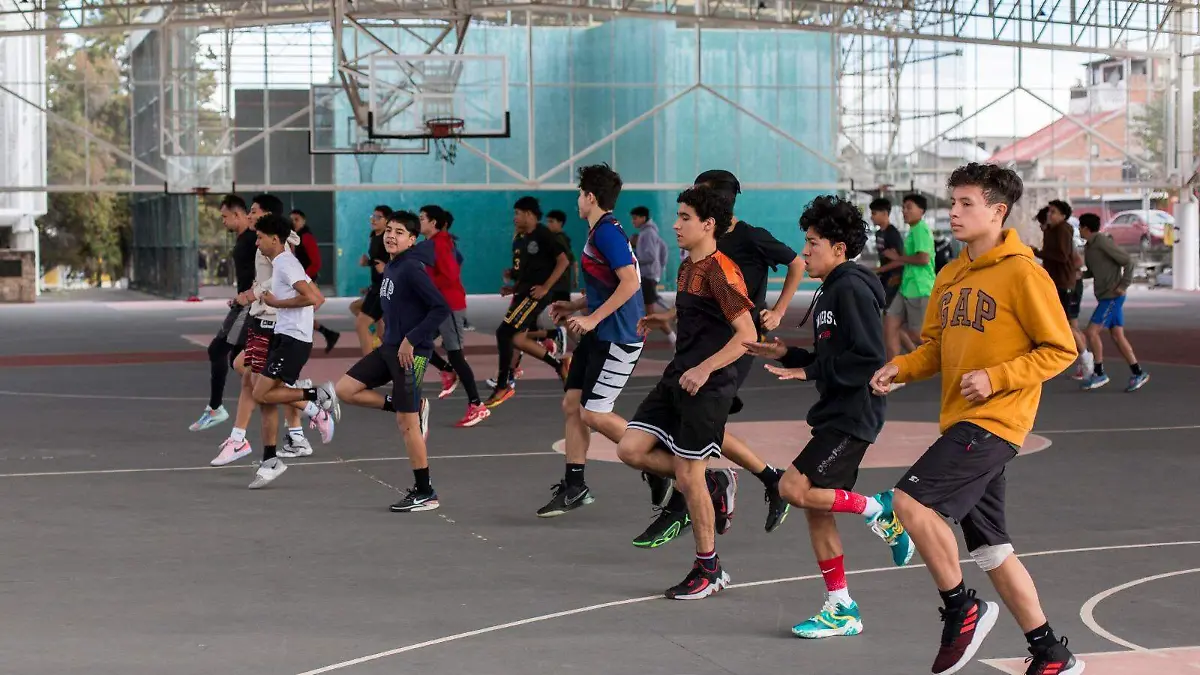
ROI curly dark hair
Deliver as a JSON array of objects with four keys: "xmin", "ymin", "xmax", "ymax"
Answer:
[
  {"xmin": 219, "ymin": 194, "xmax": 247, "ymax": 212},
  {"xmin": 799, "ymin": 195, "xmax": 869, "ymax": 259},
  {"xmin": 694, "ymin": 169, "xmax": 741, "ymax": 208},
  {"xmin": 677, "ymin": 185, "xmax": 734, "ymax": 239},
  {"xmin": 577, "ymin": 163, "xmax": 623, "ymax": 212},
  {"xmin": 1035, "ymin": 206, "xmax": 1049, "ymax": 225},
  {"xmin": 1047, "ymin": 199, "xmax": 1072, "ymax": 219},
  {"xmin": 251, "ymin": 193, "xmax": 284, "ymax": 216},
  {"xmin": 946, "ymin": 162, "xmax": 1024, "ymax": 223},
  {"xmin": 387, "ymin": 210, "xmax": 421, "ymax": 237},
  {"xmin": 253, "ymin": 213, "xmax": 292, "ymax": 241}
]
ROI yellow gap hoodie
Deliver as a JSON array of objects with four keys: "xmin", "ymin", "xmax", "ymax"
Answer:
[{"xmin": 894, "ymin": 228, "xmax": 1077, "ymax": 446}]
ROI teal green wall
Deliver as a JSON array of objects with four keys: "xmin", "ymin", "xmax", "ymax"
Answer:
[{"xmin": 333, "ymin": 19, "xmax": 836, "ymax": 296}]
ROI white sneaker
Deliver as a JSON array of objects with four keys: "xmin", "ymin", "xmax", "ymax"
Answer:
[
  {"xmin": 317, "ymin": 381, "xmax": 341, "ymax": 422},
  {"xmin": 291, "ymin": 379, "xmax": 314, "ymax": 389},
  {"xmin": 211, "ymin": 437, "xmax": 252, "ymax": 466},
  {"xmin": 1078, "ymin": 350, "xmax": 1094, "ymax": 379},
  {"xmin": 419, "ymin": 398, "xmax": 430, "ymax": 440},
  {"xmin": 249, "ymin": 457, "xmax": 287, "ymax": 489},
  {"xmin": 277, "ymin": 434, "xmax": 313, "ymax": 458}
]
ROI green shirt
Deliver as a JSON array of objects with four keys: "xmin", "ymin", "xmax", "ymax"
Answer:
[{"xmin": 900, "ymin": 220, "xmax": 936, "ymax": 298}]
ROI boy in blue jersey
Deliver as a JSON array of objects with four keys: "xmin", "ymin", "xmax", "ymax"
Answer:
[{"xmin": 537, "ymin": 164, "xmax": 646, "ymax": 517}]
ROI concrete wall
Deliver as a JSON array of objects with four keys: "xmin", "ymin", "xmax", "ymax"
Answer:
[{"xmin": 0, "ymin": 249, "xmax": 36, "ymax": 302}]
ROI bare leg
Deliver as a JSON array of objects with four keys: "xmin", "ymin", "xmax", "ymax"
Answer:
[
  {"xmin": 562, "ymin": 390, "xmax": 590, "ymax": 465},
  {"xmin": 397, "ymin": 411, "xmax": 427, "ymax": 468},
  {"xmin": 354, "ymin": 312, "xmax": 375, "ymax": 356},
  {"xmin": 893, "ymin": 488, "xmax": 963, "ymax": 591},
  {"xmin": 899, "ymin": 330, "xmax": 916, "ymax": 354},
  {"xmin": 252, "ymin": 377, "xmax": 308, "ymax": 410},
  {"xmin": 582, "ymin": 409, "xmax": 628, "ymax": 444},
  {"xmin": 234, "ymin": 363, "xmax": 257, "ymax": 432},
  {"xmin": 1086, "ymin": 323, "xmax": 1104, "ymax": 364},
  {"xmin": 616, "ymin": 429, "xmax": 677, "ymax": 478},
  {"xmin": 987, "ymin": 556, "xmax": 1047, "ymax": 632},
  {"xmin": 512, "ymin": 330, "xmax": 551, "ymax": 360},
  {"xmin": 1109, "ymin": 326, "xmax": 1138, "ymax": 365},
  {"xmin": 805, "ymin": 510, "xmax": 842, "ymax": 562},
  {"xmin": 674, "ymin": 456, "xmax": 714, "ymax": 553},
  {"xmin": 335, "ymin": 375, "xmax": 385, "ymax": 409},
  {"xmin": 884, "ymin": 314, "xmax": 903, "ymax": 361}
]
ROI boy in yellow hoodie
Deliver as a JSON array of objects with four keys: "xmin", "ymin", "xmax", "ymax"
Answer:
[{"xmin": 870, "ymin": 163, "xmax": 1081, "ymax": 675}]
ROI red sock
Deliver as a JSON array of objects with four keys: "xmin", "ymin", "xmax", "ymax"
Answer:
[
  {"xmin": 818, "ymin": 555, "xmax": 847, "ymax": 592},
  {"xmin": 830, "ymin": 489, "xmax": 867, "ymax": 514}
]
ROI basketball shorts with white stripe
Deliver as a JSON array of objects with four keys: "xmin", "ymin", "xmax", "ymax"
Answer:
[
  {"xmin": 564, "ymin": 332, "xmax": 644, "ymax": 414},
  {"xmin": 626, "ymin": 381, "xmax": 733, "ymax": 461}
]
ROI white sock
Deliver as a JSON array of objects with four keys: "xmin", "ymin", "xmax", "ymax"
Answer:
[
  {"xmin": 667, "ymin": 332, "xmax": 677, "ymax": 345},
  {"xmin": 230, "ymin": 427, "xmax": 246, "ymax": 443},
  {"xmin": 862, "ymin": 496, "xmax": 884, "ymax": 520},
  {"xmin": 829, "ymin": 588, "xmax": 853, "ymax": 607},
  {"xmin": 303, "ymin": 401, "xmax": 321, "ymax": 418},
  {"xmin": 287, "ymin": 427, "xmax": 305, "ymax": 440}
]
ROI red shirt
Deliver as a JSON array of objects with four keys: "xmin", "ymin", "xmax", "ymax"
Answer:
[{"xmin": 425, "ymin": 230, "xmax": 467, "ymax": 311}]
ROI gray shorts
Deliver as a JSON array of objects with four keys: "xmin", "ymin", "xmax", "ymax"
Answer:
[
  {"xmin": 888, "ymin": 293, "xmax": 929, "ymax": 333},
  {"xmin": 438, "ymin": 310, "xmax": 470, "ymax": 351},
  {"xmin": 217, "ymin": 304, "xmax": 249, "ymax": 347}
]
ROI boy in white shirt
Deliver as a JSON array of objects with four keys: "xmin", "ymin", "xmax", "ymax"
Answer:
[{"xmin": 249, "ymin": 214, "xmax": 340, "ymax": 488}]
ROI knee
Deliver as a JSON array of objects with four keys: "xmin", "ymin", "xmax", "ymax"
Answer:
[
  {"xmin": 969, "ymin": 543, "xmax": 1014, "ymax": 572},
  {"xmin": 334, "ymin": 377, "xmax": 357, "ymax": 401},
  {"xmin": 562, "ymin": 394, "xmax": 581, "ymax": 418},
  {"xmin": 615, "ymin": 435, "xmax": 644, "ymax": 467},
  {"xmin": 579, "ymin": 408, "xmax": 605, "ymax": 430},
  {"xmin": 892, "ymin": 488, "xmax": 919, "ymax": 520},
  {"xmin": 777, "ymin": 470, "xmax": 809, "ymax": 507},
  {"xmin": 251, "ymin": 390, "xmax": 270, "ymax": 405}
]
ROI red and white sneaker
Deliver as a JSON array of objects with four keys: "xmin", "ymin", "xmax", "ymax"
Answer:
[
  {"xmin": 455, "ymin": 403, "xmax": 491, "ymax": 428},
  {"xmin": 438, "ymin": 371, "xmax": 459, "ymax": 399},
  {"xmin": 1070, "ymin": 363, "xmax": 1086, "ymax": 381},
  {"xmin": 211, "ymin": 437, "xmax": 252, "ymax": 466},
  {"xmin": 542, "ymin": 337, "xmax": 558, "ymax": 358},
  {"xmin": 707, "ymin": 468, "xmax": 738, "ymax": 535},
  {"xmin": 1024, "ymin": 636, "xmax": 1085, "ymax": 675},
  {"xmin": 308, "ymin": 408, "xmax": 336, "ymax": 444},
  {"xmin": 664, "ymin": 559, "xmax": 731, "ymax": 600},
  {"xmin": 932, "ymin": 590, "xmax": 999, "ymax": 674}
]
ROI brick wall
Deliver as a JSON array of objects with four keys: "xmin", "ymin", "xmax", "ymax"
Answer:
[{"xmin": 0, "ymin": 250, "xmax": 36, "ymax": 303}]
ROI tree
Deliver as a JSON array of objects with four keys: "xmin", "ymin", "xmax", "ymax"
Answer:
[
  {"xmin": 1131, "ymin": 89, "xmax": 1200, "ymax": 176},
  {"xmin": 37, "ymin": 27, "xmax": 131, "ymax": 284}
]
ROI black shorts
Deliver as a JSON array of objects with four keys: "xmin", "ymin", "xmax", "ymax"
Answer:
[
  {"xmin": 264, "ymin": 333, "xmax": 313, "ymax": 385},
  {"xmin": 627, "ymin": 382, "xmax": 732, "ymax": 461},
  {"xmin": 550, "ymin": 289, "xmax": 572, "ymax": 304},
  {"xmin": 793, "ymin": 428, "xmax": 871, "ymax": 490},
  {"xmin": 564, "ymin": 331, "xmax": 644, "ymax": 414},
  {"xmin": 641, "ymin": 278, "xmax": 660, "ymax": 306},
  {"xmin": 345, "ymin": 346, "xmax": 428, "ymax": 413},
  {"xmin": 361, "ymin": 287, "xmax": 384, "ymax": 322},
  {"xmin": 896, "ymin": 421, "xmax": 1018, "ymax": 550},
  {"xmin": 503, "ymin": 293, "xmax": 551, "ymax": 333},
  {"xmin": 1057, "ymin": 279, "xmax": 1083, "ymax": 320},
  {"xmin": 728, "ymin": 353, "xmax": 756, "ymax": 415}
]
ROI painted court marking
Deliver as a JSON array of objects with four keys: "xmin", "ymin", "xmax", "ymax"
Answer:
[
  {"xmin": 1079, "ymin": 568, "xmax": 1200, "ymax": 651},
  {"xmin": 0, "ymin": 451, "xmax": 557, "ymax": 478},
  {"xmin": 293, "ymin": 540, "xmax": 1200, "ymax": 675}
]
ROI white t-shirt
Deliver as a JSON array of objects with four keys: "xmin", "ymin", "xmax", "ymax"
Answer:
[{"xmin": 270, "ymin": 250, "xmax": 314, "ymax": 342}]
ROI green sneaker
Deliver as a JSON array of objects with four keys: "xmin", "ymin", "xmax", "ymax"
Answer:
[
  {"xmin": 868, "ymin": 490, "xmax": 916, "ymax": 567},
  {"xmin": 792, "ymin": 598, "xmax": 863, "ymax": 639},
  {"xmin": 632, "ymin": 508, "xmax": 691, "ymax": 548}
]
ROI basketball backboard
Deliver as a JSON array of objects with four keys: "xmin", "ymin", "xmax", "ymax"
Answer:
[
  {"xmin": 164, "ymin": 155, "xmax": 234, "ymax": 195},
  {"xmin": 308, "ymin": 84, "xmax": 429, "ymax": 155},
  {"xmin": 366, "ymin": 54, "xmax": 510, "ymax": 140}
]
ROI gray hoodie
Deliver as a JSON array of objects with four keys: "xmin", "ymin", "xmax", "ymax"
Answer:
[
  {"xmin": 635, "ymin": 219, "xmax": 669, "ymax": 282},
  {"xmin": 1082, "ymin": 232, "xmax": 1134, "ymax": 300}
]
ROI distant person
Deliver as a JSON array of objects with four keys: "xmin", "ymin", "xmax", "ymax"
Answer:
[
  {"xmin": 631, "ymin": 205, "xmax": 674, "ymax": 344},
  {"xmin": 1078, "ymin": 214, "xmax": 1149, "ymax": 392},
  {"xmin": 290, "ymin": 209, "xmax": 341, "ymax": 354},
  {"xmin": 351, "ymin": 205, "xmax": 391, "ymax": 355},
  {"xmin": 1032, "ymin": 200, "xmax": 1093, "ymax": 380},
  {"xmin": 881, "ymin": 194, "xmax": 935, "ymax": 390},
  {"xmin": 870, "ymin": 197, "xmax": 910, "ymax": 360}
]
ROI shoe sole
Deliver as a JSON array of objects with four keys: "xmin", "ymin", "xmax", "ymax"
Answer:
[
  {"xmin": 438, "ymin": 383, "xmax": 458, "ymax": 399},
  {"xmin": 1125, "ymin": 375, "xmax": 1149, "ymax": 392},
  {"xmin": 766, "ymin": 503, "xmax": 790, "ymax": 533},
  {"xmin": 190, "ymin": 413, "xmax": 229, "ymax": 432},
  {"xmin": 211, "ymin": 448, "xmax": 253, "ymax": 466},
  {"xmin": 665, "ymin": 570, "xmax": 731, "ymax": 600},
  {"xmin": 793, "ymin": 618, "xmax": 864, "ymax": 639},
  {"xmin": 390, "ymin": 501, "xmax": 440, "ymax": 512},
  {"xmin": 1082, "ymin": 380, "xmax": 1109, "ymax": 391},
  {"xmin": 536, "ymin": 494, "xmax": 595, "ymax": 518},
  {"xmin": 249, "ymin": 464, "xmax": 288, "ymax": 489},
  {"xmin": 456, "ymin": 410, "xmax": 491, "ymax": 428},
  {"xmin": 485, "ymin": 391, "xmax": 515, "ymax": 409},
  {"xmin": 1059, "ymin": 662, "xmax": 1086, "ymax": 675},
  {"xmin": 937, "ymin": 601, "xmax": 999, "ymax": 675},
  {"xmin": 276, "ymin": 448, "xmax": 313, "ymax": 459}
]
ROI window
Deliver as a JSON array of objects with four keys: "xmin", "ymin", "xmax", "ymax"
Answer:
[{"xmin": 0, "ymin": 226, "xmax": 12, "ymax": 249}]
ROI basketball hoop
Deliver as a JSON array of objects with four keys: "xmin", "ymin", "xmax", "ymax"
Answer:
[
  {"xmin": 354, "ymin": 139, "xmax": 384, "ymax": 183},
  {"xmin": 193, "ymin": 187, "xmax": 211, "ymax": 198},
  {"xmin": 425, "ymin": 117, "xmax": 464, "ymax": 165}
]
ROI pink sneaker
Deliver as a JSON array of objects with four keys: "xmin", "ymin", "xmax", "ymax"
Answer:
[
  {"xmin": 438, "ymin": 371, "xmax": 459, "ymax": 399},
  {"xmin": 308, "ymin": 408, "xmax": 336, "ymax": 444},
  {"xmin": 211, "ymin": 437, "xmax": 252, "ymax": 466},
  {"xmin": 455, "ymin": 403, "xmax": 491, "ymax": 428},
  {"xmin": 542, "ymin": 338, "xmax": 558, "ymax": 357}
]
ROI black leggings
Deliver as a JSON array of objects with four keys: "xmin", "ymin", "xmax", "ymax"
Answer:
[
  {"xmin": 207, "ymin": 336, "xmax": 234, "ymax": 410},
  {"xmin": 495, "ymin": 321, "xmax": 519, "ymax": 387},
  {"xmin": 430, "ymin": 349, "xmax": 481, "ymax": 405}
]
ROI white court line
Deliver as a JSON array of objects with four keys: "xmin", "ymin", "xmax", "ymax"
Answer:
[
  {"xmin": 1079, "ymin": 567, "xmax": 1200, "ymax": 652},
  {"xmin": 0, "ymin": 451, "xmax": 557, "ymax": 478},
  {"xmin": 1039, "ymin": 424, "xmax": 1200, "ymax": 434},
  {"xmin": 294, "ymin": 540, "xmax": 1200, "ymax": 675}
]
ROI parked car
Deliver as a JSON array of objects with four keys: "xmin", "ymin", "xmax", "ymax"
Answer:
[{"xmin": 1103, "ymin": 209, "xmax": 1173, "ymax": 250}]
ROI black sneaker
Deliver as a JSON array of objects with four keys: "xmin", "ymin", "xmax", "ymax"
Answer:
[
  {"xmin": 389, "ymin": 486, "xmax": 440, "ymax": 512},
  {"xmin": 764, "ymin": 468, "xmax": 789, "ymax": 533},
  {"xmin": 632, "ymin": 507, "xmax": 691, "ymax": 548},
  {"xmin": 664, "ymin": 559, "xmax": 731, "ymax": 600},
  {"xmin": 323, "ymin": 330, "xmax": 340, "ymax": 354},
  {"xmin": 643, "ymin": 471, "xmax": 675, "ymax": 508},
  {"xmin": 1024, "ymin": 637, "xmax": 1085, "ymax": 675},
  {"xmin": 707, "ymin": 468, "xmax": 738, "ymax": 535},
  {"xmin": 536, "ymin": 481, "xmax": 594, "ymax": 517},
  {"xmin": 552, "ymin": 326, "xmax": 567, "ymax": 359},
  {"xmin": 932, "ymin": 590, "xmax": 999, "ymax": 674}
]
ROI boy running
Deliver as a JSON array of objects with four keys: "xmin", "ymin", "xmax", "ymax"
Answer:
[
  {"xmin": 1033, "ymin": 200, "xmax": 1093, "ymax": 379},
  {"xmin": 352, "ymin": 206, "xmax": 391, "ymax": 355},
  {"xmin": 485, "ymin": 196, "xmax": 571, "ymax": 408},
  {"xmin": 536, "ymin": 164, "xmax": 645, "ymax": 517},
  {"xmin": 1078, "ymin": 213, "xmax": 1149, "ymax": 392},
  {"xmin": 745, "ymin": 195, "xmax": 914, "ymax": 638},
  {"xmin": 616, "ymin": 184, "xmax": 751, "ymax": 600},
  {"xmin": 870, "ymin": 163, "xmax": 1083, "ymax": 675},
  {"xmin": 882, "ymin": 193, "xmax": 935, "ymax": 381},
  {"xmin": 249, "ymin": 214, "xmax": 340, "ymax": 489},
  {"xmin": 335, "ymin": 211, "xmax": 452, "ymax": 512},
  {"xmin": 290, "ymin": 208, "xmax": 341, "ymax": 354},
  {"xmin": 636, "ymin": 169, "xmax": 803, "ymax": 546},
  {"xmin": 418, "ymin": 205, "xmax": 490, "ymax": 427}
]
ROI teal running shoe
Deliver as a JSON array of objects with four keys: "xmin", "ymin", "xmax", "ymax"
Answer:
[
  {"xmin": 792, "ymin": 598, "xmax": 863, "ymax": 639},
  {"xmin": 868, "ymin": 490, "xmax": 916, "ymax": 566}
]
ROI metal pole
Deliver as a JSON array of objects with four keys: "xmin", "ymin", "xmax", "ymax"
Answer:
[
  {"xmin": 527, "ymin": 10, "xmax": 535, "ymax": 182},
  {"xmin": 1173, "ymin": 3, "xmax": 1199, "ymax": 291}
]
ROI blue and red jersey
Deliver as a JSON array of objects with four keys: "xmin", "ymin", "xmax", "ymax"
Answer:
[{"xmin": 581, "ymin": 213, "xmax": 644, "ymax": 344}]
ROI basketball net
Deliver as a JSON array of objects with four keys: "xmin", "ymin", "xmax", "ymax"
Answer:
[{"xmin": 355, "ymin": 140, "xmax": 382, "ymax": 182}]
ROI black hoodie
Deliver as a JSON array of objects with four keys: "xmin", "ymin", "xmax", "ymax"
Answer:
[
  {"xmin": 379, "ymin": 240, "xmax": 450, "ymax": 356},
  {"xmin": 778, "ymin": 261, "xmax": 887, "ymax": 443}
]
